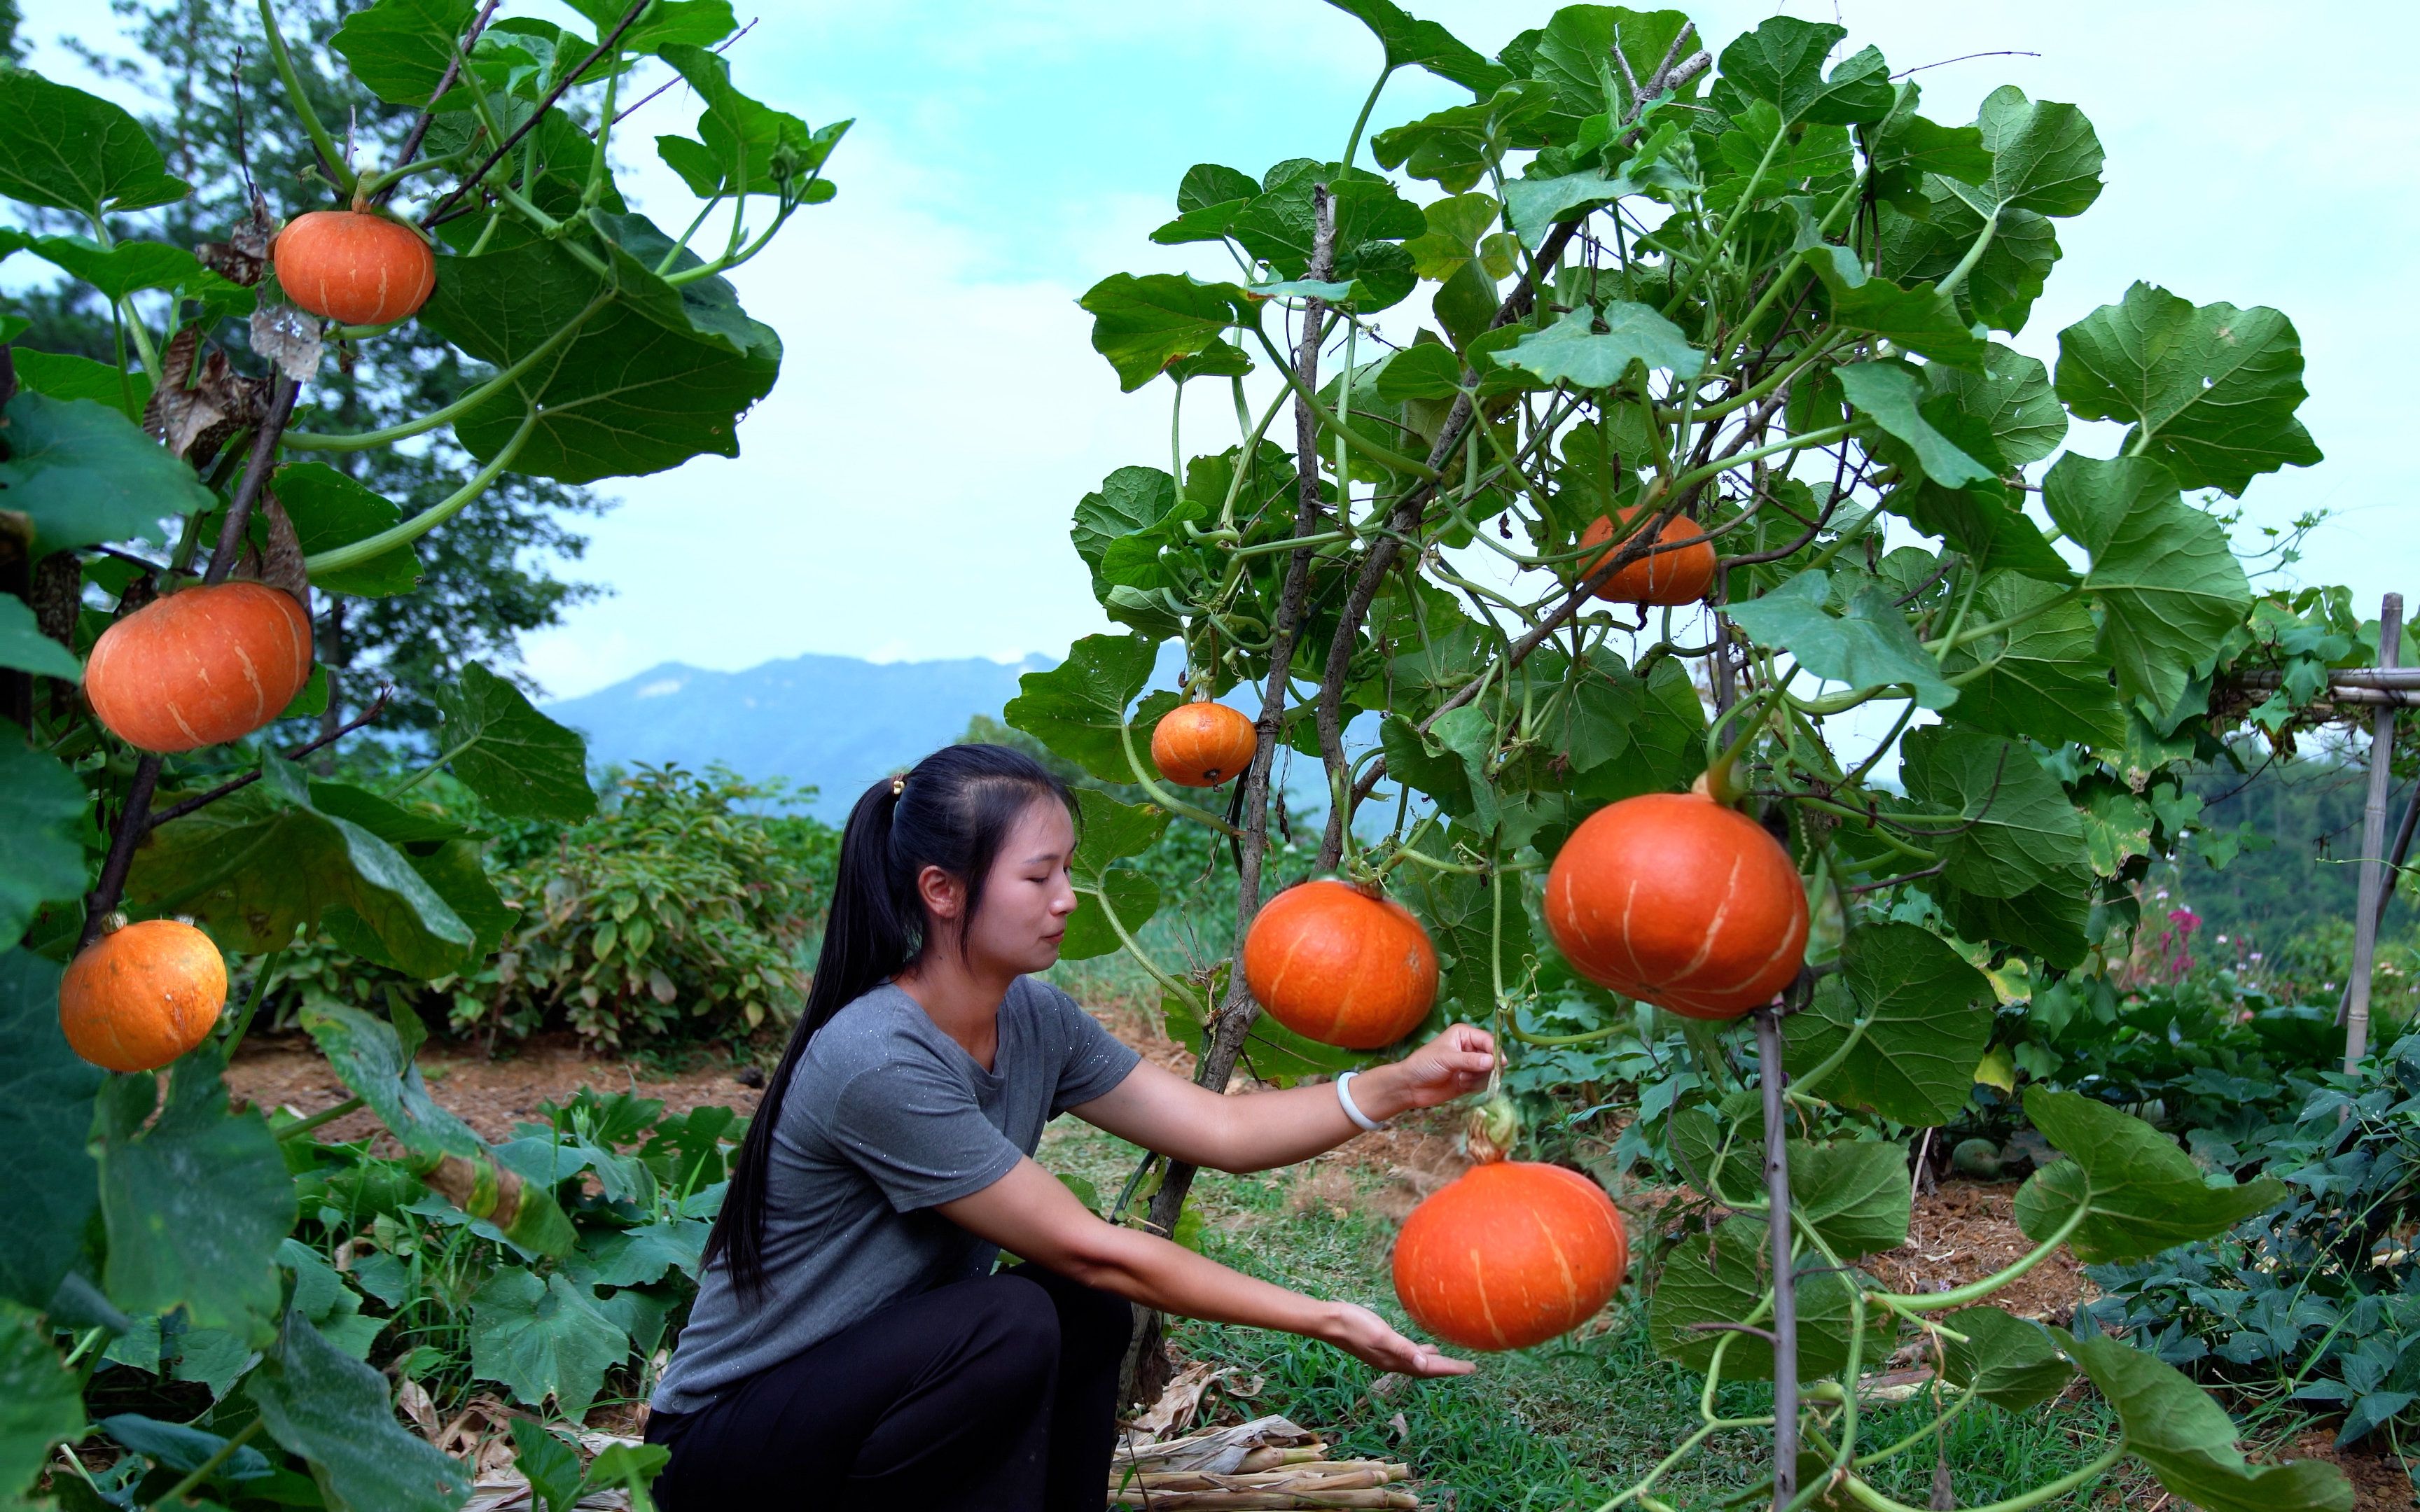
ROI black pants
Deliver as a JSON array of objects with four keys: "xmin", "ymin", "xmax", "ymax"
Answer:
[{"xmin": 645, "ymin": 1264, "xmax": 1130, "ymax": 1512}]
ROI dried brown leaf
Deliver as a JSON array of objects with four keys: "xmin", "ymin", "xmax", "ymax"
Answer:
[
  {"xmin": 249, "ymin": 301, "xmax": 323, "ymax": 382},
  {"xmin": 143, "ymin": 328, "xmax": 267, "ymax": 467},
  {"xmin": 197, "ymin": 198, "xmax": 277, "ymax": 287}
]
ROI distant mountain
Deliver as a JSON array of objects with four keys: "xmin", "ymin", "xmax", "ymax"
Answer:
[{"xmin": 545, "ymin": 652, "xmax": 1055, "ymax": 818}]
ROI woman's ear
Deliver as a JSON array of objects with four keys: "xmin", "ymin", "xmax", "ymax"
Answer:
[{"xmin": 915, "ymin": 864, "xmax": 964, "ymax": 922}]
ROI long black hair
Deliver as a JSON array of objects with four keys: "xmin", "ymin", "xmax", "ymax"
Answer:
[{"xmin": 701, "ymin": 742, "xmax": 1075, "ymax": 1295}]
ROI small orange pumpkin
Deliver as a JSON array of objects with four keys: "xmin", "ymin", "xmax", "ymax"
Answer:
[
  {"xmin": 85, "ymin": 580, "xmax": 314, "ymax": 753},
  {"xmin": 1578, "ymin": 507, "xmax": 1716, "ymax": 606},
  {"xmin": 1242, "ymin": 878, "xmax": 1437, "ymax": 1049},
  {"xmin": 1544, "ymin": 790, "xmax": 1809, "ymax": 1019},
  {"xmin": 60, "ymin": 918, "xmax": 228, "ymax": 1073},
  {"xmin": 272, "ymin": 209, "xmax": 437, "ymax": 326},
  {"xmin": 1393, "ymin": 1161, "xmax": 1628, "ymax": 1351},
  {"xmin": 1150, "ymin": 701, "xmax": 1256, "ymax": 787}
]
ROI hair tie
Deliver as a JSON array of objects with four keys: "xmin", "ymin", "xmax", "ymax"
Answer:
[{"xmin": 891, "ymin": 775, "xmax": 905, "ymax": 797}]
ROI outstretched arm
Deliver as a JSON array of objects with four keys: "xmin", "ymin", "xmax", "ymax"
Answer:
[
  {"xmin": 937, "ymin": 1156, "xmax": 1470, "ymax": 1377},
  {"xmin": 1069, "ymin": 1023, "xmax": 1495, "ymax": 1174}
]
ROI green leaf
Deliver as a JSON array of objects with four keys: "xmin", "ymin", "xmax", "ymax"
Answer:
[
  {"xmin": 564, "ymin": 1219, "xmax": 709, "ymax": 1289},
  {"xmin": 2054, "ymin": 283, "xmax": 2321, "ymax": 496},
  {"xmin": 432, "ymin": 662, "xmax": 597, "ymax": 821},
  {"xmin": 415, "ymin": 237, "xmax": 782, "ymax": 484},
  {"xmin": 1064, "ymin": 788, "xmax": 1167, "ymax": 963},
  {"xmin": 1837, "ymin": 361, "xmax": 1994, "ymax": 487},
  {"xmin": 1162, "ymin": 981, "xmax": 1363, "ymax": 1086},
  {"xmin": 1718, "ymin": 20, "xmax": 1893, "ymax": 126},
  {"xmin": 1078, "ymin": 273, "xmax": 1251, "ymax": 393},
  {"xmin": 2068, "ymin": 1334, "xmax": 2351, "ymax": 1512},
  {"xmin": 2043, "ymin": 454, "xmax": 2253, "ymax": 710},
  {"xmin": 1232, "ymin": 162, "xmax": 1426, "ymax": 286},
  {"xmin": 1941, "ymin": 574, "xmax": 2127, "ymax": 748},
  {"xmin": 1804, "ymin": 248, "xmax": 1986, "ymax": 370},
  {"xmin": 331, "ymin": 0, "xmax": 478, "ymax": 106},
  {"xmin": 471, "ymin": 1268, "xmax": 625, "ymax": 1419},
  {"xmin": 564, "ymin": 0, "xmax": 737, "ymax": 54},
  {"xmin": 1649, "ymin": 1215, "xmax": 1856, "ymax": 1379},
  {"xmin": 272, "ymin": 463, "xmax": 420, "ymax": 598},
  {"xmin": 14, "ymin": 234, "xmax": 200, "ymax": 302},
  {"xmin": 1372, "ymin": 84, "xmax": 1555, "ymax": 196},
  {"xmin": 1320, "ymin": 0, "xmax": 1509, "ymax": 94},
  {"xmin": 1003, "ymin": 634, "xmax": 1159, "ymax": 784},
  {"xmin": 249, "ymin": 1307, "xmax": 472, "ymax": 1512},
  {"xmin": 1936, "ymin": 872, "xmax": 2090, "ymax": 969},
  {"xmin": 128, "ymin": 756, "xmax": 478, "ymax": 977},
  {"xmin": 1784, "ymin": 922, "xmax": 1990, "ymax": 1126},
  {"xmin": 1790, "ymin": 1139, "xmax": 1910, "ymax": 1256},
  {"xmin": 9, "ymin": 349, "xmax": 152, "ymax": 425},
  {"xmin": 0, "ymin": 1299, "xmax": 84, "ymax": 1505},
  {"xmin": 2014, "ymin": 1088, "xmax": 2285, "ymax": 1264},
  {"xmin": 300, "ymin": 1002, "xmax": 484, "ymax": 1161},
  {"xmin": 1940, "ymin": 1306, "xmax": 2075, "ymax": 1411},
  {"xmin": 1975, "ymin": 86, "xmax": 2104, "ymax": 218},
  {"xmin": 0, "ymin": 951, "xmax": 104, "ymax": 1309},
  {"xmin": 1726, "ymin": 569, "xmax": 1958, "ymax": 708},
  {"xmin": 1501, "ymin": 303, "xmax": 1703, "ymax": 388},
  {"xmin": 0, "ymin": 729, "xmax": 86, "ymax": 953},
  {"xmin": 95, "ymin": 1044, "xmax": 293, "ymax": 1336},
  {"xmin": 653, "ymin": 44, "xmax": 843, "ymax": 197},
  {"xmin": 1898, "ymin": 479, "xmax": 2073, "ymax": 584},
  {"xmin": 1900, "ymin": 728, "xmax": 2085, "ymax": 898},
  {"xmin": 509, "ymin": 1420, "xmax": 584, "ymax": 1512},
  {"xmin": 1373, "ymin": 341, "xmax": 1467, "ymax": 403},
  {"xmin": 0, "ymin": 392, "xmax": 211, "ymax": 556},
  {"xmin": 100, "ymin": 1411, "xmax": 274, "ymax": 1481},
  {"xmin": 0, "ymin": 68, "xmax": 190, "ymax": 217},
  {"xmin": 1531, "ymin": 8, "xmax": 1695, "ymax": 128}
]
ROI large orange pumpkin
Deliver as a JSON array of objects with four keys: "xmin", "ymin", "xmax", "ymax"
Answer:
[
  {"xmin": 1393, "ymin": 1161, "xmax": 1628, "ymax": 1350},
  {"xmin": 1544, "ymin": 790, "xmax": 1808, "ymax": 1019},
  {"xmin": 85, "ymin": 581, "xmax": 314, "ymax": 752},
  {"xmin": 1578, "ymin": 507, "xmax": 1716, "ymax": 606},
  {"xmin": 273, "ymin": 209, "xmax": 437, "ymax": 326},
  {"xmin": 60, "ymin": 918, "xmax": 228, "ymax": 1073},
  {"xmin": 1242, "ymin": 879, "xmax": 1437, "ymax": 1049},
  {"xmin": 1151, "ymin": 701, "xmax": 1256, "ymax": 787}
]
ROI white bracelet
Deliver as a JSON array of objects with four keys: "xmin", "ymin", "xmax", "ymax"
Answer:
[{"xmin": 1335, "ymin": 1070, "xmax": 1386, "ymax": 1133}]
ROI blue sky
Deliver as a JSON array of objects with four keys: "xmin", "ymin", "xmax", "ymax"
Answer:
[{"xmin": 17, "ymin": 0, "xmax": 2419, "ymax": 699}]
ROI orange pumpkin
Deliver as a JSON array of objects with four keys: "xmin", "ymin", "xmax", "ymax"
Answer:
[
  {"xmin": 1242, "ymin": 879, "xmax": 1437, "ymax": 1049},
  {"xmin": 1544, "ymin": 790, "xmax": 1809, "ymax": 1019},
  {"xmin": 85, "ymin": 581, "xmax": 314, "ymax": 752},
  {"xmin": 1151, "ymin": 701, "xmax": 1256, "ymax": 787},
  {"xmin": 273, "ymin": 209, "xmax": 437, "ymax": 326},
  {"xmin": 1393, "ymin": 1161, "xmax": 1628, "ymax": 1350},
  {"xmin": 1578, "ymin": 507, "xmax": 1716, "ymax": 606},
  {"xmin": 60, "ymin": 918, "xmax": 228, "ymax": 1073}
]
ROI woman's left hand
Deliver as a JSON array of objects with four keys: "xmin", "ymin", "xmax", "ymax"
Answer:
[{"xmin": 1361, "ymin": 1023, "xmax": 1496, "ymax": 1119}]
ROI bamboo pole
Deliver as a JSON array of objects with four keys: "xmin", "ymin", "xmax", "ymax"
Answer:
[
  {"xmin": 1755, "ymin": 1002, "xmax": 1797, "ymax": 1509},
  {"xmin": 2343, "ymin": 593, "xmax": 2405, "ymax": 1074}
]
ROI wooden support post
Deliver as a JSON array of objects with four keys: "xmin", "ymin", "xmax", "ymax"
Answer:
[{"xmin": 2344, "ymin": 592, "xmax": 2405, "ymax": 1074}]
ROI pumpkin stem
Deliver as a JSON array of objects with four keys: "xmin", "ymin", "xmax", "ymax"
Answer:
[
  {"xmin": 1464, "ymin": 1092, "xmax": 1520, "ymax": 1165},
  {"xmin": 97, "ymin": 910, "xmax": 129, "ymax": 937}
]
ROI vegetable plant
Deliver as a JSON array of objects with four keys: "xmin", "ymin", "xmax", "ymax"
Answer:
[
  {"xmin": 1005, "ymin": 1, "xmax": 2360, "ymax": 1506},
  {"xmin": 1, "ymin": 0, "xmax": 835, "ymax": 1504}
]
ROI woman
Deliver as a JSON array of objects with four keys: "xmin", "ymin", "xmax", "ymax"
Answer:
[{"xmin": 646, "ymin": 743, "xmax": 1496, "ymax": 1511}]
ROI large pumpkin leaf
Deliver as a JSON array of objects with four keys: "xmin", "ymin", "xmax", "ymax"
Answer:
[
  {"xmin": 2054, "ymin": 283, "xmax": 2321, "ymax": 496},
  {"xmin": 300, "ymin": 1002, "xmax": 485, "ymax": 1160},
  {"xmin": 653, "ymin": 44, "xmax": 844, "ymax": 199},
  {"xmin": 0, "ymin": 392, "xmax": 211, "ymax": 556},
  {"xmin": 9, "ymin": 347, "xmax": 153, "ymax": 424},
  {"xmin": 1648, "ymin": 1214, "xmax": 1856, "ymax": 1379},
  {"xmin": 94, "ymin": 1042, "xmax": 293, "ymax": 1338},
  {"xmin": 1784, "ymin": 922, "xmax": 1989, "ymax": 1126},
  {"xmin": 1925, "ymin": 344, "xmax": 2067, "ymax": 467},
  {"xmin": 416, "ymin": 237, "xmax": 782, "ymax": 483},
  {"xmin": 1898, "ymin": 728, "xmax": 2086, "ymax": 898},
  {"xmin": 2013, "ymin": 1088, "xmax": 2284, "ymax": 1264},
  {"xmin": 471, "ymin": 1268, "xmax": 626, "ymax": 1420},
  {"xmin": 249, "ymin": 1308, "xmax": 472, "ymax": 1512},
  {"xmin": 0, "ymin": 950, "xmax": 103, "ymax": 1310},
  {"xmin": 1501, "ymin": 303, "xmax": 1704, "ymax": 387},
  {"xmin": 1940, "ymin": 1306, "xmax": 2075, "ymax": 1411},
  {"xmin": 1530, "ymin": 6, "xmax": 1695, "ymax": 129},
  {"xmin": 1941, "ymin": 573, "xmax": 2127, "ymax": 748},
  {"xmin": 430, "ymin": 662, "xmax": 597, "ymax": 821},
  {"xmin": 331, "ymin": 0, "xmax": 479, "ymax": 108},
  {"xmin": 273, "ymin": 463, "xmax": 421, "ymax": 597},
  {"xmin": 0, "ymin": 1299, "xmax": 85, "ymax": 1506},
  {"xmin": 1063, "ymin": 789, "xmax": 1167, "ymax": 962},
  {"xmin": 1790, "ymin": 1138, "xmax": 1910, "ymax": 1256},
  {"xmin": 127, "ymin": 755, "xmax": 477, "ymax": 977},
  {"xmin": 1935, "ymin": 869, "xmax": 2092, "ymax": 969},
  {"xmin": 0, "ymin": 729, "xmax": 87, "ymax": 953},
  {"xmin": 1727, "ymin": 569, "xmax": 1959, "ymax": 708},
  {"xmin": 0, "ymin": 68, "xmax": 190, "ymax": 217},
  {"xmin": 1717, "ymin": 18, "xmax": 1892, "ymax": 126},
  {"xmin": 2068, "ymin": 1335, "xmax": 2351, "ymax": 1512},
  {"xmin": 1975, "ymin": 86, "xmax": 2105, "ymax": 218},
  {"xmin": 1836, "ymin": 360, "xmax": 1996, "ymax": 488},
  {"xmin": 1003, "ymin": 634, "xmax": 1162, "ymax": 784},
  {"xmin": 1321, "ymin": 0, "xmax": 1509, "ymax": 94},
  {"xmin": 1079, "ymin": 274, "xmax": 1253, "ymax": 393}
]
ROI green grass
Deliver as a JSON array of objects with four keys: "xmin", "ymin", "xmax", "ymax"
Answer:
[{"xmin": 1038, "ymin": 1116, "xmax": 2139, "ymax": 1511}]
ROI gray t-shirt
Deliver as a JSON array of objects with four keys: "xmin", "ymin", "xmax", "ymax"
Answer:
[{"xmin": 651, "ymin": 976, "xmax": 1139, "ymax": 1413}]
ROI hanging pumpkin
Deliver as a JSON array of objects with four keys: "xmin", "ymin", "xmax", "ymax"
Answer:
[
  {"xmin": 272, "ymin": 209, "xmax": 438, "ymax": 326},
  {"xmin": 1150, "ymin": 700, "xmax": 1256, "ymax": 787},
  {"xmin": 1393, "ymin": 1158, "xmax": 1628, "ymax": 1351},
  {"xmin": 59, "ymin": 917, "xmax": 228, "ymax": 1073},
  {"xmin": 1543, "ymin": 789, "xmax": 1808, "ymax": 1019},
  {"xmin": 1578, "ymin": 506, "xmax": 1716, "ymax": 606},
  {"xmin": 84, "ymin": 581, "xmax": 314, "ymax": 752},
  {"xmin": 1242, "ymin": 878, "xmax": 1437, "ymax": 1049}
]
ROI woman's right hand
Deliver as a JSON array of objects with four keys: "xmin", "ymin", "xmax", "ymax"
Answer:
[{"xmin": 1320, "ymin": 1301, "xmax": 1473, "ymax": 1377}]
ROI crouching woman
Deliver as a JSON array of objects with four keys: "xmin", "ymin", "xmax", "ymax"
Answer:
[{"xmin": 644, "ymin": 743, "xmax": 1493, "ymax": 1511}]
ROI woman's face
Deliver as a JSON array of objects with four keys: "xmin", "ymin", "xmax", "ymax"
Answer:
[{"xmin": 959, "ymin": 797, "xmax": 1079, "ymax": 977}]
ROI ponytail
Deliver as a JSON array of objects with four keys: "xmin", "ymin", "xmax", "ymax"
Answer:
[{"xmin": 702, "ymin": 742, "xmax": 1073, "ymax": 1295}]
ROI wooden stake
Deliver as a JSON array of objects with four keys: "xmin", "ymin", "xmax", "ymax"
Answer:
[{"xmin": 2344, "ymin": 592, "xmax": 2405, "ymax": 1075}]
